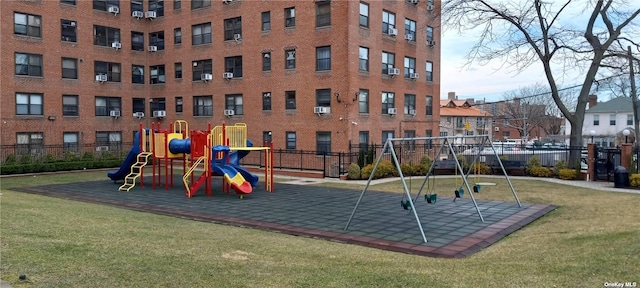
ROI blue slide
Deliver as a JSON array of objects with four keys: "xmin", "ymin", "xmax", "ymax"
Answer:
[{"xmin": 107, "ymin": 132, "xmax": 142, "ymax": 181}]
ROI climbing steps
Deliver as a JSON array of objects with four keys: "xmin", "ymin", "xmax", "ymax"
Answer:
[{"xmin": 119, "ymin": 152, "xmax": 153, "ymax": 192}]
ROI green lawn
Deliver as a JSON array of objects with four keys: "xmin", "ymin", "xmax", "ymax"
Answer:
[{"xmin": 1, "ymin": 172, "xmax": 639, "ymax": 287}]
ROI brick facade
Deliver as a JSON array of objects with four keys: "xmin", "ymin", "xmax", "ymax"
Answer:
[{"xmin": 1, "ymin": 0, "xmax": 441, "ymax": 152}]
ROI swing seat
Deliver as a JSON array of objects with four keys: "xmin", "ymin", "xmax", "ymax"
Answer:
[
  {"xmin": 425, "ymin": 194, "xmax": 437, "ymax": 204},
  {"xmin": 473, "ymin": 184, "xmax": 481, "ymax": 193},
  {"xmin": 400, "ymin": 200, "xmax": 412, "ymax": 210},
  {"xmin": 455, "ymin": 188, "xmax": 464, "ymax": 198}
]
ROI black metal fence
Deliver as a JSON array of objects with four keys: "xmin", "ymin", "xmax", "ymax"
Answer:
[
  {"xmin": 1, "ymin": 143, "xmax": 133, "ymax": 164},
  {"xmin": 239, "ymin": 149, "xmax": 355, "ymax": 178}
]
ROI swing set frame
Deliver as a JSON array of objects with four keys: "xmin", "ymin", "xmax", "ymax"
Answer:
[{"xmin": 344, "ymin": 135, "xmax": 521, "ymax": 243}]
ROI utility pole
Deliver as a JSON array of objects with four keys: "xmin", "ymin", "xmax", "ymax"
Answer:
[
  {"xmin": 629, "ymin": 46, "xmax": 639, "ymax": 148},
  {"xmin": 523, "ymin": 101, "xmax": 528, "ymax": 141}
]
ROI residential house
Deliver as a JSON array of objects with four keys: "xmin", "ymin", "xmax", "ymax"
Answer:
[{"xmin": 440, "ymin": 92, "xmax": 493, "ymax": 145}]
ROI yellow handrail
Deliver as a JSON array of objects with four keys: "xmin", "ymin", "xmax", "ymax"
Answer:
[{"xmin": 183, "ymin": 156, "xmax": 205, "ymax": 195}]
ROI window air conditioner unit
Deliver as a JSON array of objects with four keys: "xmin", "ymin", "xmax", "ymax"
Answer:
[
  {"xmin": 234, "ymin": 34, "xmax": 242, "ymax": 41},
  {"xmin": 427, "ymin": 4, "xmax": 435, "ymax": 11},
  {"xmin": 224, "ymin": 109, "xmax": 235, "ymax": 116},
  {"xmin": 132, "ymin": 11, "xmax": 144, "ymax": 18},
  {"xmin": 494, "ymin": 126, "xmax": 500, "ymax": 131},
  {"xmin": 95, "ymin": 74, "xmax": 108, "ymax": 82},
  {"xmin": 409, "ymin": 109, "xmax": 416, "ymax": 116},
  {"xmin": 153, "ymin": 110, "xmax": 166, "ymax": 118},
  {"xmin": 387, "ymin": 108, "xmax": 397, "ymax": 115},
  {"xmin": 409, "ymin": 0, "xmax": 419, "ymax": 4},
  {"xmin": 223, "ymin": 72, "xmax": 234, "ymax": 79},
  {"xmin": 133, "ymin": 112, "xmax": 145, "ymax": 118},
  {"xmin": 314, "ymin": 106, "xmax": 330, "ymax": 114},
  {"xmin": 409, "ymin": 73, "xmax": 419, "ymax": 79},
  {"xmin": 96, "ymin": 146, "xmax": 109, "ymax": 152},
  {"xmin": 111, "ymin": 42, "xmax": 121, "ymax": 49},
  {"xmin": 404, "ymin": 34, "xmax": 413, "ymax": 41},
  {"xmin": 145, "ymin": 11, "xmax": 156, "ymax": 19},
  {"xmin": 201, "ymin": 73, "xmax": 213, "ymax": 81},
  {"xmin": 223, "ymin": 0, "xmax": 233, "ymax": 4},
  {"xmin": 109, "ymin": 110, "xmax": 121, "ymax": 117},
  {"xmin": 387, "ymin": 27, "xmax": 398, "ymax": 36},
  {"xmin": 388, "ymin": 68, "xmax": 400, "ymax": 75},
  {"xmin": 148, "ymin": 45, "xmax": 158, "ymax": 52},
  {"xmin": 427, "ymin": 40, "xmax": 436, "ymax": 47},
  {"xmin": 108, "ymin": 6, "xmax": 120, "ymax": 14}
]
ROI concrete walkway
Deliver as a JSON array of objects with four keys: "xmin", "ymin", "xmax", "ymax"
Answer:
[{"xmin": 279, "ymin": 174, "xmax": 640, "ymax": 194}]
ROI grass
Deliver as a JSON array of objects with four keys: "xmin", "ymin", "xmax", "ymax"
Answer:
[{"xmin": 1, "ymin": 172, "xmax": 640, "ymax": 287}]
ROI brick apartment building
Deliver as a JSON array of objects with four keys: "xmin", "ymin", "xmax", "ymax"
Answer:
[{"xmin": 1, "ymin": 0, "xmax": 440, "ymax": 155}]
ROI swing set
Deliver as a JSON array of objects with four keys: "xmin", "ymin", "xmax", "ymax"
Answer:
[{"xmin": 345, "ymin": 135, "xmax": 521, "ymax": 243}]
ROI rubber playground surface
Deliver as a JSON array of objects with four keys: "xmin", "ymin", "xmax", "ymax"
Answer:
[{"xmin": 15, "ymin": 176, "xmax": 555, "ymax": 258}]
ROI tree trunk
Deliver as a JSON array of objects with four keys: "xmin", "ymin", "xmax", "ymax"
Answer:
[{"xmin": 568, "ymin": 116, "xmax": 584, "ymax": 168}]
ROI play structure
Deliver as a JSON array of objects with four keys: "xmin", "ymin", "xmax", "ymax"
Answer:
[
  {"xmin": 344, "ymin": 135, "xmax": 521, "ymax": 243},
  {"xmin": 107, "ymin": 121, "xmax": 273, "ymax": 198}
]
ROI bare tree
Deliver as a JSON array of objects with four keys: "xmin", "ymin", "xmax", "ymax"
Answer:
[
  {"xmin": 500, "ymin": 85, "xmax": 548, "ymax": 139},
  {"xmin": 443, "ymin": 0, "xmax": 640, "ymax": 165}
]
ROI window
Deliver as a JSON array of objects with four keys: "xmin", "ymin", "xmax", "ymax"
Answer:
[
  {"xmin": 610, "ymin": 114, "xmax": 616, "ymax": 126},
  {"xmin": 192, "ymin": 22, "xmax": 212, "ymax": 45},
  {"xmin": 456, "ymin": 117, "xmax": 464, "ymax": 128},
  {"xmin": 175, "ymin": 97, "xmax": 183, "ymax": 113},
  {"xmin": 132, "ymin": 98, "xmax": 145, "ymax": 114},
  {"xmin": 263, "ymin": 131, "xmax": 273, "ymax": 145},
  {"xmin": 285, "ymin": 7, "xmax": 295, "ymax": 28},
  {"xmin": 382, "ymin": 10, "xmax": 395, "ymax": 34},
  {"xmin": 286, "ymin": 132, "xmax": 296, "ymax": 150},
  {"xmin": 63, "ymin": 132, "xmax": 79, "ymax": 153},
  {"xmin": 262, "ymin": 11, "xmax": 271, "ymax": 31},
  {"xmin": 15, "ymin": 53, "xmax": 42, "ymax": 77},
  {"xmin": 382, "ymin": 130, "xmax": 394, "ymax": 152},
  {"xmin": 316, "ymin": 46, "xmax": 331, "ymax": 71},
  {"xmin": 425, "ymin": 130, "xmax": 433, "ymax": 149},
  {"xmin": 131, "ymin": 31, "xmax": 144, "ymax": 51},
  {"xmin": 404, "ymin": 18, "xmax": 416, "ymax": 41},
  {"xmin": 224, "ymin": 56, "xmax": 243, "ymax": 78},
  {"xmin": 359, "ymin": 47, "xmax": 369, "ymax": 71},
  {"xmin": 262, "ymin": 92, "xmax": 271, "ymax": 111},
  {"xmin": 96, "ymin": 131, "xmax": 122, "ymax": 151},
  {"xmin": 95, "ymin": 96, "xmax": 121, "ymax": 116},
  {"xmin": 131, "ymin": 0, "xmax": 143, "ymax": 12},
  {"xmin": 61, "ymin": 0, "xmax": 76, "ymax": 5},
  {"xmin": 149, "ymin": 31, "xmax": 165, "ymax": 50},
  {"xmin": 150, "ymin": 98, "xmax": 166, "ymax": 112},
  {"xmin": 425, "ymin": 96, "xmax": 433, "ymax": 116},
  {"xmin": 192, "ymin": 59, "xmax": 212, "ymax": 80},
  {"xmin": 191, "ymin": 0, "xmax": 211, "ymax": 9},
  {"xmin": 193, "ymin": 95, "xmax": 213, "ymax": 116},
  {"xmin": 224, "ymin": 17, "xmax": 242, "ymax": 41},
  {"xmin": 316, "ymin": 89, "xmax": 331, "ymax": 107},
  {"xmin": 63, "ymin": 95, "xmax": 79, "ymax": 116},
  {"xmin": 62, "ymin": 57, "xmax": 78, "ymax": 79},
  {"xmin": 149, "ymin": 0, "xmax": 164, "ymax": 17},
  {"xmin": 16, "ymin": 132, "xmax": 44, "ymax": 156},
  {"xmin": 359, "ymin": 2, "xmax": 369, "ymax": 28},
  {"xmin": 174, "ymin": 62, "xmax": 182, "ymax": 79},
  {"xmin": 174, "ymin": 0, "xmax": 181, "ymax": 10},
  {"xmin": 94, "ymin": 25, "xmax": 120, "ymax": 47},
  {"xmin": 16, "ymin": 93, "xmax": 43, "ymax": 115},
  {"xmin": 150, "ymin": 65, "xmax": 166, "ymax": 84},
  {"xmin": 382, "ymin": 92, "xmax": 395, "ymax": 114},
  {"xmin": 628, "ymin": 114, "xmax": 633, "ymax": 126},
  {"xmin": 316, "ymin": 1, "xmax": 331, "ymax": 27},
  {"xmin": 95, "ymin": 61, "xmax": 121, "ymax": 82},
  {"xmin": 285, "ymin": 49, "xmax": 296, "ymax": 69},
  {"xmin": 426, "ymin": 61, "xmax": 433, "ymax": 81},
  {"xmin": 225, "ymin": 94, "xmax": 243, "ymax": 115},
  {"xmin": 358, "ymin": 89, "xmax": 369, "ymax": 113},
  {"xmin": 61, "ymin": 19, "xmax": 77, "ymax": 42},
  {"xmin": 359, "ymin": 131, "xmax": 369, "ymax": 150},
  {"xmin": 404, "ymin": 94, "xmax": 416, "ymax": 115},
  {"xmin": 426, "ymin": 26, "xmax": 434, "ymax": 42},
  {"xmin": 502, "ymin": 131, "xmax": 511, "ymax": 138},
  {"xmin": 262, "ymin": 52, "xmax": 271, "ymax": 71},
  {"xmin": 93, "ymin": 0, "xmax": 119, "ymax": 11},
  {"xmin": 285, "ymin": 91, "xmax": 296, "ymax": 110},
  {"xmin": 404, "ymin": 130, "xmax": 416, "ymax": 151},
  {"xmin": 132, "ymin": 65, "xmax": 144, "ymax": 84},
  {"xmin": 404, "ymin": 57, "xmax": 416, "ymax": 78},
  {"xmin": 316, "ymin": 132, "xmax": 331, "ymax": 154},
  {"xmin": 439, "ymin": 131, "xmax": 448, "ymax": 137},
  {"xmin": 174, "ymin": 28, "xmax": 182, "ymax": 44},
  {"xmin": 593, "ymin": 115, "xmax": 600, "ymax": 126},
  {"xmin": 14, "ymin": 12, "xmax": 42, "ymax": 38},
  {"xmin": 382, "ymin": 51, "xmax": 395, "ymax": 75}
]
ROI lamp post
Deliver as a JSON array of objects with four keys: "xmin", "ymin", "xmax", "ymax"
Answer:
[
  {"xmin": 590, "ymin": 130, "xmax": 596, "ymax": 144},
  {"xmin": 623, "ymin": 129, "xmax": 630, "ymax": 144}
]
